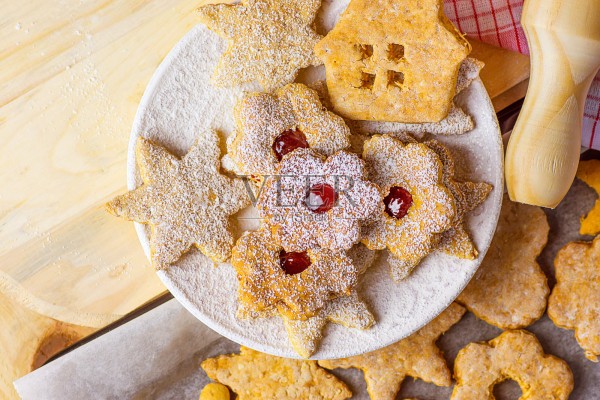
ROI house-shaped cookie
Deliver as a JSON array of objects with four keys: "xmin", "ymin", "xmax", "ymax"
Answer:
[{"xmin": 315, "ymin": 0, "xmax": 470, "ymax": 123}]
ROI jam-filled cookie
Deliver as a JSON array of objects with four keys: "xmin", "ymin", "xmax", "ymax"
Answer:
[
  {"xmin": 228, "ymin": 83, "xmax": 351, "ymax": 179},
  {"xmin": 257, "ymin": 148, "xmax": 382, "ymax": 252},
  {"xmin": 361, "ymin": 134, "xmax": 455, "ymax": 280},
  {"xmin": 231, "ymin": 229, "xmax": 358, "ymax": 320}
]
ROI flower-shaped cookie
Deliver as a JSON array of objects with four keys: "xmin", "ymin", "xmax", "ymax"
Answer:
[
  {"xmin": 257, "ymin": 149, "xmax": 382, "ymax": 252},
  {"xmin": 229, "ymin": 83, "xmax": 351, "ymax": 178},
  {"xmin": 231, "ymin": 229, "xmax": 358, "ymax": 320},
  {"xmin": 106, "ymin": 131, "xmax": 249, "ymax": 269},
  {"xmin": 361, "ymin": 135, "xmax": 455, "ymax": 280},
  {"xmin": 197, "ymin": 0, "xmax": 322, "ymax": 91},
  {"xmin": 548, "ymin": 235, "xmax": 600, "ymax": 362},
  {"xmin": 452, "ymin": 330, "xmax": 574, "ymax": 400}
]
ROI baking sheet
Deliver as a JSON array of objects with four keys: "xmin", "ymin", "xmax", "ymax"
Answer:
[{"xmin": 14, "ymin": 177, "xmax": 600, "ymax": 399}]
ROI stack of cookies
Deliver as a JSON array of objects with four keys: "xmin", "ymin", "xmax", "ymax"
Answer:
[{"xmin": 107, "ymin": 0, "xmax": 493, "ymax": 358}]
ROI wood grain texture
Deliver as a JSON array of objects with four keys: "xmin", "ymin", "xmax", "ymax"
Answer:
[
  {"xmin": 0, "ymin": 1, "xmax": 530, "ymax": 397},
  {"xmin": 0, "ymin": 289, "xmax": 94, "ymax": 399},
  {"xmin": 506, "ymin": 0, "xmax": 600, "ymax": 208}
]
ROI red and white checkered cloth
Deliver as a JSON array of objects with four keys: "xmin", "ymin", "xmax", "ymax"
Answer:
[{"xmin": 444, "ymin": 0, "xmax": 600, "ymax": 149}]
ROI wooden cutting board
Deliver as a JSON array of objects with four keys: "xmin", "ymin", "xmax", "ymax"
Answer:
[{"xmin": 0, "ymin": 1, "xmax": 529, "ymax": 398}]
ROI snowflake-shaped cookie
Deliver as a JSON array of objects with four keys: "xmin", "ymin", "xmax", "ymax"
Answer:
[
  {"xmin": 231, "ymin": 229, "xmax": 358, "ymax": 320},
  {"xmin": 229, "ymin": 83, "xmax": 351, "ymax": 178},
  {"xmin": 106, "ymin": 131, "xmax": 249, "ymax": 269},
  {"xmin": 197, "ymin": 0, "xmax": 322, "ymax": 91},
  {"xmin": 548, "ymin": 235, "xmax": 600, "ymax": 362},
  {"xmin": 319, "ymin": 303, "xmax": 465, "ymax": 400},
  {"xmin": 258, "ymin": 149, "xmax": 382, "ymax": 252},
  {"xmin": 361, "ymin": 135, "xmax": 455, "ymax": 280}
]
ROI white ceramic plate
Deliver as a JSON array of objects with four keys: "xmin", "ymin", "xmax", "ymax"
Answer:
[{"xmin": 127, "ymin": 1, "xmax": 503, "ymax": 359}]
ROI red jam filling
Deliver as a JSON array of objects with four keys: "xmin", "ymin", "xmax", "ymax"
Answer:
[
  {"xmin": 279, "ymin": 250, "xmax": 311, "ymax": 275},
  {"xmin": 383, "ymin": 186, "xmax": 413, "ymax": 219},
  {"xmin": 305, "ymin": 183, "xmax": 337, "ymax": 214},
  {"xmin": 272, "ymin": 129, "xmax": 309, "ymax": 161}
]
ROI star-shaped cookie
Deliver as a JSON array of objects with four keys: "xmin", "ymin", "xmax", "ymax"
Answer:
[
  {"xmin": 319, "ymin": 303, "xmax": 465, "ymax": 400},
  {"xmin": 283, "ymin": 291, "xmax": 375, "ymax": 358},
  {"xmin": 425, "ymin": 140, "xmax": 492, "ymax": 259},
  {"xmin": 106, "ymin": 130, "xmax": 249, "ymax": 269},
  {"xmin": 197, "ymin": 0, "xmax": 322, "ymax": 91},
  {"xmin": 202, "ymin": 346, "xmax": 352, "ymax": 400}
]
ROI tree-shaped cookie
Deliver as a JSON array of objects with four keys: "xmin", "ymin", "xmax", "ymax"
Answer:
[
  {"xmin": 319, "ymin": 303, "xmax": 465, "ymax": 400},
  {"xmin": 548, "ymin": 235, "xmax": 600, "ymax": 362},
  {"xmin": 457, "ymin": 195, "xmax": 550, "ymax": 329},
  {"xmin": 315, "ymin": 0, "xmax": 470, "ymax": 122},
  {"xmin": 106, "ymin": 131, "xmax": 249, "ymax": 269},
  {"xmin": 202, "ymin": 346, "xmax": 352, "ymax": 400},
  {"xmin": 197, "ymin": 0, "xmax": 322, "ymax": 91}
]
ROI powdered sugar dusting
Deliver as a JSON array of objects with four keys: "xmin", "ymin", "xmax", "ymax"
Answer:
[
  {"xmin": 229, "ymin": 83, "xmax": 351, "ymax": 177},
  {"xmin": 129, "ymin": 0, "xmax": 503, "ymax": 359},
  {"xmin": 257, "ymin": 149, "xmax": 382, "ymax": 252}
]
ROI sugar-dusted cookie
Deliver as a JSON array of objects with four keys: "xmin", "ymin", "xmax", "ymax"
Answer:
[
  {"xmin": 199, "ymin": 382, "xmax": 230, "ymax": 400},
  {"xmin": 197, "ymin": 0, "xmax": 322, "ymax": 91},
  {"xmin": 229, "ymin": 83, "xmax": 351, "ymax": 178},
  {"xmin": 202, "ymin": 346, "xmax": 352, "ymax": 400},
  {"xmin": 106, "ymin": 131, "xmax": 249, "ymax": 269},
  {"xmin": 457, "ymin": 195, "xmax": 549, "ymax": 329},
  {"xmin": 231, "ymin": 229, "xmax": 358, "ymax": 320},
  {"xmin": 258, "ymin": 149, "xmax": 382, "ymax": 252},
  {"xmin": 548, "ymin": 235, "xmax": 600, "ymax": 362},
  {"xmin": 576, "ymin": 159, "xmax": 600, "ymax": 235},
  {"xmin": 452, "ymin": 330, "xmax": 574, "ymax": 400},
  {"xmin": 319, "ymin": 303, "xmax": 465, "ymax": 400},
  {"xmin": 425, "ymin": 139, "xmax": 492, "ymax": 260},
  {"xmin": 315, "ymin": 0, "xmax": 470, "ymax": 123},
  {"xmin": 361, "ymin": 135, "xmax": 455, "ymax": 280},
  {"xmin": 283, "ymin": 291, "xmax": 374, "ymax": 358}
]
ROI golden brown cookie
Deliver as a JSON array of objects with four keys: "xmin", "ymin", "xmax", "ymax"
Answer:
[
  {"xmin": 197, "ymin": 0, "xmax": 322, "ymax": 91},
  {"xmin": 315, "ymin": 0, "xmax": 470, "ymax": 123},
  {"xmin": 452, "ymin": 330, "xmax": 574, "ymax": 400},
  {"xmin": 319, "ymin": 303, "xmax": 465, "ymax": 400},
  {"xmin": 283, "ymin": 291, "xmax": 374, "ymax": 358},
  {"xmin": 257, "ymin": 149, "xmax": 382, "ymax": 252},
  {"xmin": 228, "ymin": 83, "xmax": 351, "ymax": 178},
  {"xmin": 202, "ymin": 346, "xmax": 352, "ymax": 400},
  {"xmin": 456, "ymin": 195, "xmax": 549, "ymax": 329},
  {"xmin": 576, "ymin": 159, "xmax": 600, "ymax": 235},
  {"xmin": 231, "ymin": 229, "xmax": 358, "ymax": 320},
  {"xmin": 425, "ymin": 140, "xmax": 492, "ymax": 259},
  {"xmin": 106, "ymin": 131, "xmax": 249, "ymax": 269},
  {"xmin": 548, "ymin": 235, "xmax": 600, "ymax": 362},
  {"xmin": 361, "ymin": 135, "xmax": 456, "ymax": 280}
]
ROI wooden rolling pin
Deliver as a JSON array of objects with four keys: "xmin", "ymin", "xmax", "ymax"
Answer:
[{"xmin": 505, "ymin": 0, "xmax": 600, "ymax": 208}]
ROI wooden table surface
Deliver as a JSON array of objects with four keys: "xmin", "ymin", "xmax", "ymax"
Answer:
[{"xmin": 0, "ymin": 1, "xmax": 530, "ymax": 398}]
